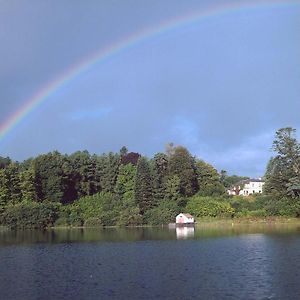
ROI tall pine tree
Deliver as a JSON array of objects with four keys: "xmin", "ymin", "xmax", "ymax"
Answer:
[
  {"xmin": 134, "ymin": 157, "xmax": 153, "ymax": 215},
  {"xmin": 152, "ymin": 153, "xmax": 169, "ymax": 202}
]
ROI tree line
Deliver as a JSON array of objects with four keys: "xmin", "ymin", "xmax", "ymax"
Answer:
[
  {"xmin": 0, "ymin": 144, "xmax": 228, "ymax": 227},
  {"xmin": 0, "ymin": 127, "xmax": 299, "ymax": 228}
]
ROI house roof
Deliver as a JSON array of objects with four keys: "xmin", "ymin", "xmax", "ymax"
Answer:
[
  {"xmin": 179, "ymin": 213, "xmax": 194, "ymax": 218},
  {"xmin": 231, "ymin": 178, "xmax": 264, "ymax": 188},
  {"xmin": 248, "ymin": 178, "xmax": 264, "ymax": 182}
]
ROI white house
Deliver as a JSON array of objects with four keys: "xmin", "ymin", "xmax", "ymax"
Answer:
[
  {"xmin": 176, "ymin": 213, "xmax": 195, "ymax": 225},
  {"xmin": 228, "ymin": 178, "xmax": 265, "ymax": 196}
]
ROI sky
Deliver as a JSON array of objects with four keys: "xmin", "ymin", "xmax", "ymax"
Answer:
[{"xmin": 0, "ymin": 0, "xmax": 299, "ymax": 177}]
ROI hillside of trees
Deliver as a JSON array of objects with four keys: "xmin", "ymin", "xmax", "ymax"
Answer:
[{"xmin": 0, "ymin": 127, "xmax": 299, "ymax": 229}]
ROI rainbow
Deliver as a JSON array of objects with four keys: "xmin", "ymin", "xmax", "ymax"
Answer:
[{"xmin": 0, "ymin": 0, "xmax": 298, "ymax": 143}]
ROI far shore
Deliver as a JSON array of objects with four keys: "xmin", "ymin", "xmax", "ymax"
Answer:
[
  {"xmin": 1, "ymin": 217, "xmax": 300, "ymax": 231},
  {"xmin": 53, "ymin": 217, "xmax": 300, "ymax": 229}
]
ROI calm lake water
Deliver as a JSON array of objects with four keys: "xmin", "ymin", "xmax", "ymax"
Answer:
[{"xmin": 1, "ymin": 224, "xmax": 300, "ymax": 300}]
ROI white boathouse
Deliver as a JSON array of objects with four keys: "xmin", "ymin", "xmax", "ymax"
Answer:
[{"xmin": 176, "ymin": 213, "xmax": 195, "ymax": 225}]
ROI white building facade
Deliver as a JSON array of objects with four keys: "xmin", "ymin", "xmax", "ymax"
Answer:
[{"xmin": 228, "ymin": 179, "xmax": 265, "ymax": 196}]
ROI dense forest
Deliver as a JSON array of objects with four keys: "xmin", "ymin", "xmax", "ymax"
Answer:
[{"xmin": 0, "ymin": 127, "xmax": 299, "ymax": 229}]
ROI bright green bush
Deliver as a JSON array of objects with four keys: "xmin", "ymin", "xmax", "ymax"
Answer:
[
  {"xmin": 248, "ymin": 209, "xmax": 268, "ymax": 217},
  {"xmin": 186, "ymin": 196, "xmax": 234, "ymax": 218},
  {"xmin": 235, "ymin": 209, "xmax": 268, "ymax": 218},
  {"xmin": 229, "ymin": 196, "xmax": 265, "ymax": 213},
  {"xmin": 64, "ymin": 192, "xmax": 141, "ymax": 226}
]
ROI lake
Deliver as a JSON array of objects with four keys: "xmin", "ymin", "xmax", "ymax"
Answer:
[{"xmin": 1, "ymin": 223, "xmax": 300, "ymax": 299}]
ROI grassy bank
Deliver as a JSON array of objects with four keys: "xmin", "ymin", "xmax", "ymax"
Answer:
[
  {"xmin": 52, "ymin": 217, "xmax": 300, "ymax": 229},
  {"xmin": 195, "ymin": 216, "xmax": 300, "ymax": 225}
]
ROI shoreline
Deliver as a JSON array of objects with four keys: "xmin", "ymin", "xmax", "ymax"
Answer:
[
  {"xmin": 1, "ymin": 217, "xmax": 300, "ymax": 231},
  {"xmin": 52, "ymin": 217, "xmax": 300, "ymax": 229}
]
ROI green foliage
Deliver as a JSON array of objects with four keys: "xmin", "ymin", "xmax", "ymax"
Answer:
[
  {"xmin": 227, "ymin": 195, "xmax": 267, "ymax": 217},
  {"xmin": 196, "ymin": 160, "xmax": 225, "ymax": 196},
  {"xmin": 100, "ymin": 152, "xmax": 120, "ymax": 193},
  {"xmin": 65, "ymin": 192, "xmax": 141, "ymax": 226},
  {"xmin": 152, "ymin": 153, "xmax": 169, "ymax": 201},
  {"xmin": 0, "ymin": 168, "xmax": 10, "ymax": 210},
  {"xmin": 168, "ymin": 146, "xmax": 198, "ymax": 197},
  {"xmin": 7, "ymin": 163, "xmax": 22, "ymax": 203},
  {"xmin": 1, "ymin": 201, "xmax": 60, "ymax": 229},
  {"xmin": 84, "ymin": 217, "xmax": 103, "ymax": 227},
  {"xmin": 229, "ymin": 196, "xmax": 265, "ymax": 212},
  {"xmin": 117, "ymin": 206, "xmax": 143, "ymax": 226},
  {"xmin": 235, "ymin": 209, "xmax": 268, "ymax": 218},
  {"xmin": 19, "ymin": 166, "xmax": 37, "ymax": 202},
  {"xmin": 115, "ymin": 163, "xmax": 136, "ymax": 203},
  {"xmin": 54, "ymin": 217, "xmax": 69, "ymax": 227},
  {"xmin": 227, "ymin": 194, "xmax": 300, "ymax": 218},
  {"xmin": 68, "ymin": 212, "xmax": 83, "ymax": 226},
  {"xmin": 0, "ymin": 163, "xmax": 22, "ymax": 207},
  {"xmin": 264, "ymin": 197, "xmax": 300, "ymax": 217},
  {"xmin": 134, "ymin": 157, "xmax": 153, "ymax": 214},
  {"xmin": 220, "ymin": 171, "xmax": 250, "ymax": 189},
  {"xmin": 164, "ymin": 175, "xmax": 181, "ymax": 203},
  {"xmin": 71, "ymin": 192, "xmax": 116, "ymax": 221},
  {"xmin": 33, "ymin": 151, "xmax": 67, "ymax": 203},
  {"xmin": 286, "ymin": 177, "xmax": 300, "ymax": 198},
  {"xmin": 119, "ymin": 146, "xmax": 128, "ymax": 156},
  {"xmin": 186, "ymin": 196, "xmax": 234, "ymax": 218},
  {"xmin": 144, "ymin": 200, "xmax": 181, "ymax": 225},
  {"xmin": 67, "ymin": 151, "xmax": 100, "ymax": 200},
  {"xmin": 264, "ymin": 127, "xmax": 300, "ymax": 197},
  {"xmin": 2, "ymin": 132, "xmax": 300, "ymax": 229},
  {"xmin": 0, "ymin": 156, "xmax": 11, "ymax": 169}
]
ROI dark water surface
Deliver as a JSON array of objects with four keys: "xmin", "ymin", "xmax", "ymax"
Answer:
[{"xmin": 1, "ymin": 224, "xmax": 300, "ymax": 300}]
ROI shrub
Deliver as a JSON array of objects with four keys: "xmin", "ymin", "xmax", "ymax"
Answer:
[
  {"xmin": 64, "ymin": 192, "xmax": 119, "ymax": 226},
  {"xmin": 186, "ymin": 196, "xmax": 234, "ymax": 218},
  {"xmin": 84, "ymin": 217, "xmax": 103, "ymax": 227},
  {"xmin": 1, "ymin": 201, "xmax": 60, "ymax": 229},
  {"xmin": 197, "ymin": 183, "xmax": 226, "ymax": 197},
  {"xmin": 67, "ymin": 204, "xmax": 83, "ymax": 226},
  {"xmin": 248, "ymin": 209, "xmax": 268, "ymax": 217},
  {"xmin": 144, "ymin": 200, "xmax": 181, "ymax": 225},
  {"xmin": 116, "ymin": 207, "xmax": 143, "ymax": 226},
  {"xmin": 54, "ymin": 217, "xmax": 69, "ymax": 227},
  {"xmin": 264, "ymin": 197, "xmax": 300, "ymax": 217},
  {"xmin": 235, "ymin": 209, "xmax": 268, "ymax": 218}
]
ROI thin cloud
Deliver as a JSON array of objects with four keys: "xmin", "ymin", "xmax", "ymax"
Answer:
[{"xmin": 68, "ymin": 107, "xmax": 113, "ymax": 121}]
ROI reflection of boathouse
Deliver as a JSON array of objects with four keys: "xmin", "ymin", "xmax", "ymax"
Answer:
[
  {"xmin": 175, "ymin": 213, "xmax": 195, "ymax": 226},
  {"xmin": 176, "ymin": 226, "xmax": 195, "ymax": 239}
]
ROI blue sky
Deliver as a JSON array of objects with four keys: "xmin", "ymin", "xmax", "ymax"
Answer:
[{"xmin": 0, "ymin": 0, "xmax": 299, "ymax": 177}]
